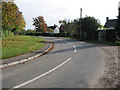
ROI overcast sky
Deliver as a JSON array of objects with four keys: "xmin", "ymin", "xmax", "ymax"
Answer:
[{"xmin": 14, "ymin": 0, "xmax": 120, "ymax": 30}]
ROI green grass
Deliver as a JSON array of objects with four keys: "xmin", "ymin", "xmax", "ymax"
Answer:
[
  {"xmin": 2, "ymin": 35, "xmax": 45, "ymax": 59},
  {"xmin": 116, "ymin": 41, "xmax": 120, "ymax": 45}
]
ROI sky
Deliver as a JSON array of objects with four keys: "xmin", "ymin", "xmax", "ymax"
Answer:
[{"xmin": 14, "ymin": 0, "xmax": 120, "ymax": 30}]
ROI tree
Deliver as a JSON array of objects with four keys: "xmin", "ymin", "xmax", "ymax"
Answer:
[
  {"xmin": 81, "ymin": 16, "xmax": 101, "ymax": 40},
  {"xmin": 115, "ymin": 8, "xmax": 120, "ymax": 41},
  {"xmin": 59, "ymin": 19, "xmax": 69, "ymax": 37},
  {"xmin": 47, "ymin": 28, "xmax": 54, "ymax": 33},
  {"xmin": 59, "ymin": 19, "xmax": 79, "ymax": 37},
  {"xmin": 59, "ymin": 19, "xmax": 67, "ymax": 25},
  {"xmin": 33, "ymin": 16, "xmax": 47, "ymax": 33},
  {"xmin": 59, "ymin": 17, "xmax": 100, "ymax": 40},
  {"xmin": 66, "ymin": 19, "xmax": 79, "ymax": 37},
  {"xmin": 2, "ymin": 2, "xmax": 26, "ymax": 37}
]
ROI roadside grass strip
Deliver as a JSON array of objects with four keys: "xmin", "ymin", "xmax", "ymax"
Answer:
[
  {"xmin": 0, "ymin": 43, "xmax": 53, "ymax": 69},
  {"xmin": 2, "ymin": 35, "xmax": 45, "ymax": 59}
]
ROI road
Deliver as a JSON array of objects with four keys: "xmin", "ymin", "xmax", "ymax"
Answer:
[{"xmin": 2, "ymin": 37, "xmax": 105, "ymax": 88}]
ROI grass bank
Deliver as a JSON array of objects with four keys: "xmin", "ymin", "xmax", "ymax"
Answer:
[{"xmin": 2, "ymin": 35, "xmax": 45, "ymax": 59}]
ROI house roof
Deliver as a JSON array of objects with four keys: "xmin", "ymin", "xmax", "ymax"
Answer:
[
  {"xmin": 47, "ymin": 26, "xmax": 57, "ymax": 30},
  {"xmin": 104, "ymin": 19, "xmax": 118, "ymax": 28}
]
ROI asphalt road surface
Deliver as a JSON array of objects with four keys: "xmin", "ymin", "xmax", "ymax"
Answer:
[{"xmin": 2, "ymin": 37, "xmax": 105, "ymax": 88}]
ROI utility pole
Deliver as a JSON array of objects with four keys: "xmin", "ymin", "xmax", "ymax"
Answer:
[{"xmin": 80, "ymin": 8, "xmax": 82, "ymax": 40}]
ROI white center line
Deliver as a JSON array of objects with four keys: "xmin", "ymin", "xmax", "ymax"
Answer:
[
  {"xmin": 12, "ymin": 58, "xmax": 72, "ymax": 88},
  {"xmin": 73, "ymin": 45, "xmax": 77, "ymax": 53}
]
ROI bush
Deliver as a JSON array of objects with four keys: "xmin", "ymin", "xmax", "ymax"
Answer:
[
  {"xmin": 25, "ymin": 30, "xmax": 36, "ymax": 36},
  {"xmin": 34, "ymin": 33, "xmax": 66, "ymax": 37}
]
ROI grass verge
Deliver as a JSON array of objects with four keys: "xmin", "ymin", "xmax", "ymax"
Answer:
[{"xmin": 2, "ymin": 35, "xmax": 45, "ymax": 59}]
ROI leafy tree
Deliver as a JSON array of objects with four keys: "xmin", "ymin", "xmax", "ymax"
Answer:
[
  {"xmin": 67, "ymin": 19, "xmax": 79, "ymax": 37},
  {"xmin": 2, "ymin": 2, "xmax": 26, "ymax": 37},
  {"xmin": 59, "ymin": 19, "xmax": 67, "ymax": 25},
  {"xmin": 59, "ymin": 17, "xmax": 100, "ymax": 40},
  {"xmin": 44, "ymin": 23, "xmax": 47, "ymax": 33},
  {"xmin": 59, "ymin": 19, "xmax": 70, "ymax": 37},
  {"xmin": 33, "ymin": 16, "xmax": 47, "ymax": 33},
  {"xmin": 116, "ymin": 8, "xmax": 120, "ymax": 41},
  {"xmin": 81, "ymin": 16, "xmax": 101, "ymax": 40},
  {"xmin": 59, "ymin": 19, "xmax": 79, "ymax": 37},
  {"xmin": 47, "ymin": 28, "xmax": 54, "ymax": 33}
]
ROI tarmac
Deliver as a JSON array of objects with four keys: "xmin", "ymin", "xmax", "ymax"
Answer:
[{"xmin": 0, "ymin": 41, "xmax": 53, "ymax": 69}]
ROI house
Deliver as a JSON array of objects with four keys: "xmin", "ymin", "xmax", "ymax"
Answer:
[
  {"xmin": 104, "ymin": 17, "xmax": 117, "ymax": 30},
  {"xmin": 98, "ymin": 2, "xmax": 120, "ymax": 42},
  {"xmin": 98, "ymin": 17, "xmax": 118, "ymax": 42},
  {"xmin": 47, "ymin": 24, "xmax": 59, "ymax": 33}
]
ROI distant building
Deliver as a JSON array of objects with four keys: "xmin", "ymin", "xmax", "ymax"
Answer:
[
  {"xmin": 47, "ymin": 24, "xmax": 59, "ymax": 33},
  {"xmin": 98, "ymin": 17, "xmax": 118, "ymax": 42},
  {"xmin": 104, "ymin": 17, "xmax": 117, "ymax": 30}
]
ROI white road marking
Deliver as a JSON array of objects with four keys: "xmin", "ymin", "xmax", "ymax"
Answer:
[
  {"xmin": 73, "ymin": 45, "xmax": 77, "ymax": 53},
  {"xmin": 12, "ymin": 58, "xmax": 72, "ymax": 88},
  {"xmin": 65, "ymin": 40, "xmax": 76, "ymax": 53}
]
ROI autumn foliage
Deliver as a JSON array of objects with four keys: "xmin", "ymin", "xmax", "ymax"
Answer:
[
  {"xmin": 2, "ymin": 2, "xmax": 26, "ymax": 37},
  {"xmin": 47, "ymin": 28, "xmax": 54, "ymax": 33},
  {"xmin": 33, "ymin": 16, "xmax": 47, "ymax": 33}
]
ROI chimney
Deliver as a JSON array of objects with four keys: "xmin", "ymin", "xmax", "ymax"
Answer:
[
  {"xmin": 54, "ymin": 24, "xmax": 56, "ymax": 26},
  {"xmin": 106, "ymin": 17, "xmax": 109, "ymax": 22}
]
